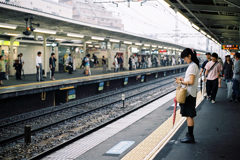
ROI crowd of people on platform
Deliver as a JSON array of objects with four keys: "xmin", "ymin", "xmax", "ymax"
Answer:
[{"xmin": 199, "ymin": 51, "xmax": 240, "ymax": 103}]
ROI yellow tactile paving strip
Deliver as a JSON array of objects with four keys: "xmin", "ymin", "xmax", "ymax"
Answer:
[{"xmin": 122, "ymin": 91, "xmax": 203, "ymax": 160}]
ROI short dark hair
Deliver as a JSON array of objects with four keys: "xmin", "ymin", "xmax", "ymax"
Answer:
[
  {"xmin": 87, "ymin": 54, "xmax": 90, "ymax": 57},
  {"xmin": 51, "ymin": 53, "xmax": 55, "ymax": 56},
  {"xmin": 206, "ymin": 52, "xmax": 211, "ymax": 56},
  {"xmin": 20, "ymin": 53, "xmax": 23, "ymax": 55},
  {"xmin": 69, "ymin": 54, "xmax": 71, "ymax": 56},
  {"xmin": 102, "ymin": 56, "xmax": 104, "ymax": 58},
  {"xmin": 212, "ymin": 52, "xmax": 218, "ymax": 59},
  {"xmin": 37, "ymin": 51, "xmax": 41, "ymax": 55},
  {"xmin": 0, "ymin": 55, "xmax": 3, "ymax": 59},
  {"xmin": 225, "ymin": 55, "xmax": 230, "ymax": 57},
  {"xmin": 235, "ymin": 52, "xmax": 240, "ymax": 58}
]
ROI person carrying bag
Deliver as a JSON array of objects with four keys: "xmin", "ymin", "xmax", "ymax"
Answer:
[{"xmin": 175, "ymin": 48, "xmax": 199, "ymax": 143}]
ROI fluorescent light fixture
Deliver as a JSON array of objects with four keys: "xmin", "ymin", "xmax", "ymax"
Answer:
[
  {"xmin": 95, "ymin": 45, "xmax": 99, "ymax": 48},
  {"xmin": 207, "ymin": 35, "xmax": 211, "ymax": 39},
  {"xmin": 143, "ymin": 48, "xmax": 146, "ymax": 49},
  {"xmin": 164, "ymin": 47, "xmax": 168, "ymax": 49},
  {"xmin": 168, "ymin": 48, "xmax": 172, "ymax": 50},
  {"xmin": 172, "ymin": 48, "xmax": 176, "ymax": 50},
  {"xmin": 200, "ymin": 30, "xmax": 206, "ymax": 35},
  {"xmin": 55, "ymin": 38, "xmax": 64, "ymax": 41},
  {"xmin": 7, "ymin": 33, "xmax": 19, "ymax": 36},
  {"xmin": 34, "ymin": 28, "xmax": 57, "ymax": 34},
  {"xmin": 176, "ymin": 49, "xmax": 179, "ymax": 51},
  {"xmin": 88, "ymin": 45, "xmax": 93, "ymax": 47},
  {"xmin": 124, "ymin": 41, "xmax": 132, "ymax": 45},
  {"xmin": 67, "ymin": 33, "xmax": 84, "ymax": 38},
  {"xmin": 177, "ymin": 12, "xmax": 189, "ymax": 22},
  {"xmin": 152, "ymin": 49, "xmax": 155, "ymax": 50},
  {"xmin": 191, "ymin": 23, "xmax": 199, "ymax": 30},
  {"xmin": 0, "ymin": 23, "xmax": 17, "ymax": 30},
  {"xmin": 135, "ymin": 43, "xmax": 142, "ymax": 46},
  {"xmin": 158, "ymin": 46, "xmax": 163, "ymax": 48},
  {"xmin": 144, "ymin": 44, "xmax": 150, "ymax": 47},
  {"xmin": 110, "ymin": 39, "xmax": 120, "ymax": 43},
  {"xmin": 152, "ymin": 45, "xmax": 157, "ymax": 48},
  {"xmin": 92, "ymin": 36, "xmax": 104, "ymax": 41},
  {"xmin": 86, "ymin": 41, "xmax": 92, "ymax": 44}
]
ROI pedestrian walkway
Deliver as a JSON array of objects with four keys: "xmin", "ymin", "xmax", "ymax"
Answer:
[{"xmin": 154, "ymin": 86, "xmax": 240, "ymax": 160}]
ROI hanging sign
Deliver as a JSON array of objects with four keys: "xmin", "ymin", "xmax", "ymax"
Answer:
[
  {"xmin": 124, "ymin": 77, "xmax": 128, "ymax": 85},
  {"xmin": 141, "ymin": 76, "xmax": 145, "ymax": 82},
  {"xmin": 98, "ymin": 82, "xmax": 104, "ymax": 91}
]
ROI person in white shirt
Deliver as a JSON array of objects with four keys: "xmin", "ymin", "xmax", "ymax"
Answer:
[
  {"xmin": 66, "ymin": 54, "xmax": 73, "ymax": 74},
  {"xmin": 36, "ymin": 52, "xmax": 43, "ymax": 81},
  {"xmin": 148, "ymin": 56, "xmax": 152, "ymax": 68},
  {"xmin": 172, "ymin": 56, "xmax": 176, "ymax": 66},
  {"xmin": 16, "ymin": 53, "xmax": 25, "ymax": 80},
  {"xmin": 175, "ymin": 48, "xmax": 199, "ymax": 143}
]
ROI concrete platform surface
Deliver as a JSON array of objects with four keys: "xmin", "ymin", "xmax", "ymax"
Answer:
[{"xmin": 154, "ymin": 86, "xmax": 240, "ymax": 160}]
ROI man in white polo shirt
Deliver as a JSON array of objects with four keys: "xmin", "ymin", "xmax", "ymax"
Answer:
[{"xmin": 36, "ymin": 51, "xmax": 44, "ymax": 82}]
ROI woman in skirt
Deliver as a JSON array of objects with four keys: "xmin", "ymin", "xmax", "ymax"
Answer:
[
  {"xmin": 175, "ymin": 48, "xmax": 199, "ymax": 143},
  {"xmin": 0, "ymin": 55, "xmax": 6, "ymax": 86}
]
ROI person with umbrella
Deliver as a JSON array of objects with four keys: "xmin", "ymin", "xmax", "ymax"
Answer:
[{"xmin": 175, "ymin": 48, "xmax": 199, "ymax": 143}]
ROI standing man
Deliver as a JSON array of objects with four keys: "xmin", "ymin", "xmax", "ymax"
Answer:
[
  {"xmin": 129, "ymin": 55, "xmax": 132, "ymax": 70},
  {"xmin": 199, "ymin": 52, "xmax": 211, "ymax": 97},
  {"xmin": 119, "ymin": 55, "xmax": 124, "ymax": 71},
  {"xmin": 36, "ymin": 52, "xmax": 43, "ymax": 82},
  {"xmin": 229, "ymin": 52, "xmax": 240, "ymax": 102},
  {"xmin": 218, "ymin": 57, "xmax": 223, "ymax": 88},
  {"xmin": 49, "ymin": 53, "xmax": 57, "ymax": 80},
  {"xmin": 204, "ymin": 53, "xmax": 222, "ymax": 103},
  {"xmin": 163, "ymin": 56, "xmax": 167, "ymax": 66},
  {"xmin": 16, "ymin": 53, "xmax": 24, "ymax": 80},
  {"xmin": 66, "ymin": 54, "xmax": 73, "ymax": 74},
  {"xmin": 102, "ymin": 56, "xmax": 107, "ymax": 73}
]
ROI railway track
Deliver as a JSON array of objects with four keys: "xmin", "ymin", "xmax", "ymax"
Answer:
[{"xmin": 0, "ymin": 73, "xmax": 184, "ymax": 160}]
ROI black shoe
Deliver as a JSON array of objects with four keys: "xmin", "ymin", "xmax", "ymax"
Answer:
[
  {"xmin": 233, "ymin": 99, "xmax": 239, "ymax": 103},
  {"xmin": 228, "ymin": 98, "xmax": 233, "ymax": 102},
  {"xmin": 19, "ymin": 78, "xmax": 22, "ymax": 80},
  {"xmin": 40, "ymin": 80, "xmax": 44, "ymax": 81},
  {"xmin": 180, "ymin": 133, "xmax": 195, "ymax": 143}
]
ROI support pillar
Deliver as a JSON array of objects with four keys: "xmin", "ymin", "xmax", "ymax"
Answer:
[
  {"xmin": 108, "ymin": 43, "xmax": 116, "ymax": 71},
  {"xmin": 43, "ymin": 36, "xmax": 47, "ymax": 77},
  {"xmin": 9, "ymin": 37, "xmax": 16, "ymax": 76}
]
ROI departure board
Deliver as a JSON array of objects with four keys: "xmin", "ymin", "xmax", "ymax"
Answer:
[{"xmin": 222, "ymin": 45, "xmax": 239, "ymax": 50}]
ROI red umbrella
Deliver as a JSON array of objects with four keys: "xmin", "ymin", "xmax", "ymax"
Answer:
[{"xmin": 173, "ymin": 97, "xmax": 177, "ymax": 126}]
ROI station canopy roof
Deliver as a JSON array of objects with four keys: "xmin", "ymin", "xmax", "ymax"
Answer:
[
  {"xmin": 0, "ymin": 1, "xmax": 207, "ymax": 53},
  {"xmin": 165, "ymin": 0, "xmax": 240, "ymax": 52}
]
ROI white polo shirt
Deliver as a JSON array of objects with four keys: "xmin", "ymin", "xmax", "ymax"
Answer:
[{"xmin": 183, "ymin": 62, "xmax": 199, "ymax": 97}]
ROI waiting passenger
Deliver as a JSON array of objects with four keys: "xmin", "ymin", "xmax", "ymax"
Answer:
[
  {"xmin": 102, "ymin": 56, "xmax": 107, "ymax": 73},
  {"xmin": 218, "ymin": 57, "xmax": 224, "ymax": 88},
  {"xmin": 163, "ymin": 56, "xmax": 167, "ymax": 66},
  {"xmin": 85, "ymin": 54, "xmax": 91, "ymax": 76},
  {"xmin": 119, "ymin": 55, "xmax": 124, "ymax": 71},
  {"xmin": 36, "ymin": 52, "xmax": 44, "ymax": 82},
  {"xmin": 132, "ymin": 56, "xmax": 136, "ymax": 70},
  {"xmin": 16, "ymin": 53, "xmax": 24, "ymax": 80},
  {"xmin": 141, "ymin": 56, "xmax": 146, "ymax": 69},
  {"xmin": 204, "ymin": 53, "xmax": 222, "ymax": 103},
  {"xmin": 0, "ymin": 55, "xmax": 6, "ymax": 86},
  {"xmin": 114, "ymin": 55, "xmax": 119, "ymax": 72},
  {"xmin": 175, "ymin": 48, "xmax": 199, "ymax": 143},
  {"xmin": 223, "ymin": 55, "xmax": 233, "ymax": 91},
  {"xmin": 49, "ymin": 53, "xmax": 57, "ymax": 80},
  {"xmin": 66, "ymin": 54, "xmax": 73, "ymax": 74},
  {"xmin": 128, "ymin": 55, "xmax": 132, "ymax": 71},
  {"xmin": 229, "ymin": 52, "xmax": 240, "ymax": 102},
  {"xmin": 134, "ymin": 55, "xmax": 138, "ymax": 70},
  {"xmin": 172, "ymin": 56, "xmax": 176, "ymax": 66},
  {"xmin": 199, "ymin": 52, "xmax": 211, "ymax": 97}
]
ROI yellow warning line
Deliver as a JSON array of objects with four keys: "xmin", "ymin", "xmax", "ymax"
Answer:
[{"xmin": 121, "ymin": 91, "xmax": 203, "ymax": 160}]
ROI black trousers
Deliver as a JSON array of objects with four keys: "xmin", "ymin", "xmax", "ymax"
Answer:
[
  {"xmin": 120, "ymin": 63, "xmax": 124, "ymax": 70},
  {"xmin": 16, "ymin": 64, "xmax": 22, "ymax": 79},
  {"xmin": 206, "ymin": 78, "xmax": 218, "ymax": 101},
  {"xmin": 129, "ymin": 64, "xmax": 132, "ymax": 70},
  {"xmin": 51, "ymin": 67, "xmax": 55, "ymax": 77},
  {"xmin": 68, "ymin": 62, "xmax": 73, "ymax": 74}
]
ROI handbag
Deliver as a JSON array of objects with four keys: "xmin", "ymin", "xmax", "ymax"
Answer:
[
  {"xmin": 113, "ymin": 62, "xmax": 115, "ymax": 65},
  {"xmin": 176, "ymin": 81, "xmax": 188, "ymax": 104}
]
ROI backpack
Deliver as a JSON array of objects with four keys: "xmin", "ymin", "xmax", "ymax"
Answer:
[{"xmin": 82, "ymin": 57, "xmax": 86, "ymax": 65}]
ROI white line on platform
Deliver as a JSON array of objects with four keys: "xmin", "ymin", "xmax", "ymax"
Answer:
[{"xmin": 43, "ymin": 91, "xmax": 176, "ymax": 160}]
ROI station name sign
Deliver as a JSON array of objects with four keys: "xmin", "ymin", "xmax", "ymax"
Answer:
[
  {"xmin": 222, "ymin": 45, "xmax": 239, "ymax": 50},
  {"xmin": 159, "ymin": 50, "xmax": 167, "ymax": 53}
]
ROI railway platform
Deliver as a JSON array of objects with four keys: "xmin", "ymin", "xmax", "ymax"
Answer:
[{"xmin": 43, "ymin": 82, "xmax": 240, "ymax": 160}]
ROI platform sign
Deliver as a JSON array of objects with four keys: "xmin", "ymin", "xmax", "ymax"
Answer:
[
  {"xmin": 222, "ymin": 44, "xmax": 239, "ymax": 50},
  {"xmin": 124, "ymin": 77, "xmax": 128, "ymax": 85},
  {"xmin": 98, "ymin": 82, "xmax": 104, "ymax": 91},
  {"xmin": 106, "ymin": 141, "xmax": 135, "ymax": 154},
  {"xmin": 155, "ymin": 73, "xmax": 158, "ymax": 78},
  {"xmin": 164, "ymin": 71, "xmax": 166, "ymax": 76},
  {"xmin": 141, "ymin": 76, "xmax": 145, "ymax": 82},
  {"xmin": 173, "ymin": 69, "xmax": 175, "ymax": 74},
  {"xmin": 68, "ymin": 94, "xmax": 76, "ymax": 100},
  {"xmin": 68, "ymin": 89, "xmax": 76, "ymax": 95}
]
